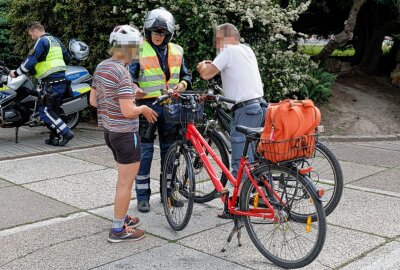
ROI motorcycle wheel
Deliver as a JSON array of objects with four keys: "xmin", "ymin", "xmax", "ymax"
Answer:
[{"xmin": 61, "ymin": 112, "xmax": 80, "ymax": 130}]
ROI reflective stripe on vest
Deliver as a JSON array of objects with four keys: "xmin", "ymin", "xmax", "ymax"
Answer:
[
  {"xmin": 34, "ymin": 36, "xmax": 67, "ymax": 80},
  {"xmin": 138, "ymin": 41, "xmax": 183, "ymax": 98}
]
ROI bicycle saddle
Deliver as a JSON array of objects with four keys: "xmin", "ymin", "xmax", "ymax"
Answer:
[{"xmin": 236, "ymin": 125, "xmax": 263, "ymax": 140}]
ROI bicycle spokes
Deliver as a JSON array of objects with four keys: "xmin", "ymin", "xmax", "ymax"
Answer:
[
  {"xmin": 161, "ymin": 143, "xmax": 195, "ymax": 231},
  {"xmin": 239, "ymin": 165, "xmax": 326, "ymax": 269}
]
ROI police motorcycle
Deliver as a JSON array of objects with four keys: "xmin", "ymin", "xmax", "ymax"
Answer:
[{"xmin": 0, "ymin": 39, "xmax": 91, "ymax": 143}]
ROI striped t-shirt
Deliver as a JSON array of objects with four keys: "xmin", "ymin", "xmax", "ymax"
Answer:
[{"xmin": 92, "ymin": 58, "xmax": 138, "ymax": 132}]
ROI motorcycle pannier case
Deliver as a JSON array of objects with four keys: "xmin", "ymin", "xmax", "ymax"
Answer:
[
  {"xmin": 257, "ymin": 99, "xmax": 321, "ymax": 163},
  {"xmin": 61, "ymin": 83, "xmax": 90, "ymax": 115}
]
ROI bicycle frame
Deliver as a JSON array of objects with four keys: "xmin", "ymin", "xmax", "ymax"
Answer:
[{"xmin": 185, "ymin": 121, "xmax": 280, "ymax": 220}]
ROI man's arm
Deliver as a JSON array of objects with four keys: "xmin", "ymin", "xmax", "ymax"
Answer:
[
  {"xmin": 197, "ymin": 48, "xmax": 229, "ymax": 81},
  {"xmin": 197, "ymin": 61, "xmax": 220, "ymax": 81},
  {"xmin": 12, "ymin": 37, "xmax": 48, "ymax": 77}
]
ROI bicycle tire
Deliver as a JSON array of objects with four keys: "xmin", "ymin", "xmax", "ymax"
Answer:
[
  {"xmin": 161, "ymin": 142, "xmax": 195, "ymax": 231},
  {"xmin": 240, "ymin": 165, "xmax": 326, "ymax": 269},
  {"xmin": 290, "ymin": 142, "xmax": 343, "ymax": 217},
  {"xmin": 189, "ymin": 130, "xmax": 229, "ymax": 203}
]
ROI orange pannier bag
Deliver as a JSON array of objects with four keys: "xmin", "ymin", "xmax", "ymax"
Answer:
[{"xmin": 257, "ymin": 99, "xmax": 321, "ymax": 163}]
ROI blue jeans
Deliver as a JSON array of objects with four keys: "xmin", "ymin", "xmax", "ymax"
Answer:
[
  {"xmin": 230, "ymin": 103, "xmax": 264, "ymax": 177},
  {"xmin": 135, "ymin": 99, "xmax": 176, "ymax": 202},
  {"xmin": 38, "ymin": 82, "xmax": 70, "ymax": 137}
]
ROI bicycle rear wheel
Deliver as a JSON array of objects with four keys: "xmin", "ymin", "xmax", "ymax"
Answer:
[
  {"xmin": 189, "ymin": 130, "xmax": 229, "ymax": 203},
  {"xmin": 291, "ymin": 142, "xmax": 343, "ymax": 217},
  {"xmin": 161, "ymin": 142, "xmax": 195, "ymax": 231},
  {"xmin": 240, "ymin": 165, "xmax": 326, "ymax": 269}
]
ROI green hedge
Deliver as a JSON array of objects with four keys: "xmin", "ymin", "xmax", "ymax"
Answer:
[
  {"xmin": 0, "ymin": 0, "xmax": 21, "ymax": 66},
  {"xmin": 7, "ymin": 0, "xmax": 335, "ymax": 103}
]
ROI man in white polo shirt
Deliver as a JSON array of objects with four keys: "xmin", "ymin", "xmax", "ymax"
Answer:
[{"xmin": 197, "ymin": 23, "xmax": 265, "ymax": 180}]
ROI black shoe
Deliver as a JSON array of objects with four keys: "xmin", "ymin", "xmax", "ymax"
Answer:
[
  {"xmin": 45, "ymin": 137, "xmax": 59, "ymax": 146},
  {"xmin": 59, "ymin": 131, "xmax": 74, "ymax": 146},
  {"xmin": 217, "ymin": 210, "xmax": 233, "ymax": 219},
  {"xmin": 137, "ymin": 201, "xmax": 150, "ymax": 213}
]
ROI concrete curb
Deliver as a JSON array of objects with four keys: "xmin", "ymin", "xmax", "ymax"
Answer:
[
  {"xmin": 75, "ymin": 122, "xmax": 103, "ymax": 131},
  {"xmin": 320, "ymin": 134, "xmax": 400, "ymax": 142},
  {"xmin": 0, "ymin": 143, "xmax": 105, "ymax": 162}
]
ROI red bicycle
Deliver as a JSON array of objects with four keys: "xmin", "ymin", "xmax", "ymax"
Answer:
[{"xmin": 156, "ymin": 92, "xmax": 326, "ymax": 269}]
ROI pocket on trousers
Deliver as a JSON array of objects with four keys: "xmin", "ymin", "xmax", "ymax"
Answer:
[{"xmin": 245, "ymin": 106, "xmax": 262, "ymax": 116}]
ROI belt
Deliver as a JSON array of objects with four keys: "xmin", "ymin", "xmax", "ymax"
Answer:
[
  {"xmin": 231, "ymin": 97, "xmax": 262, "ymax": 113},
  {"xmin": 40, "ymin": 77, "xmax": 66, "ymax": 86}
]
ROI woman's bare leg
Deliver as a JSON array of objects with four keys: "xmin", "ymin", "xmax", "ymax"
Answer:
[{"xmin": 114, "ymin": 162, "xmax": 140, "ymax": 219}]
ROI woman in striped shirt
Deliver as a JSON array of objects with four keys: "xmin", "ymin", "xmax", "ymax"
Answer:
[{"xmin": 90, "ymin": 25, "xmax": 157, "ymax": 243}]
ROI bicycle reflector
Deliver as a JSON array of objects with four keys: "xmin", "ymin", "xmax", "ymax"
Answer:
[
  {"xmin": 306, "ymin": 216, "xmax": 312, "ymax": 233},
  {"xmin": 317, "ymin": 188, "xmax": 325, "ymax": 198},
  {"xmin": 299, "ymin": 167, "xmax": 313, "ymax": 175},
  {"xmin": 253, "ymin": 193, "xmax": 259, "ymax": 209}
]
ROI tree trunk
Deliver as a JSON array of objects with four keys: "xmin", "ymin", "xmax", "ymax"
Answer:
[
  {"xmin": 360, "ymin": 18, "xmax": 400, "ymax": 73},
  {"xmin": 388, "ymin": 38, "xmax": 400, "ymax": 63},
  {"xmin": 315, "ymin": 0, "xmax": 367, "ymax": 64},
  {"xmin": 352, "ymin": 1, "xmax": 376, "ymax": 64}
]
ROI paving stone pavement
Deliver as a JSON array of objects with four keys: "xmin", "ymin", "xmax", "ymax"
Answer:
[{"xmin": 1, "ymin": 129, "xmax": 400, "ymax": 269}]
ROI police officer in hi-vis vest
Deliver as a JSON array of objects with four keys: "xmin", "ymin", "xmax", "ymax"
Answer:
[
  {"xmin": 9, "ymin": 21, "xmax": 74, "ymax": 146},
  {"xmin": 129, "ymin": 8, "xmax": 192, "ymax": 213}
]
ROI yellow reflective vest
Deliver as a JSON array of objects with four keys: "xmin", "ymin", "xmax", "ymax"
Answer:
[
  {"xmin": 34, "ymin": 36, "xmax": 67, "ymax": 80},
  {"xmin": 138, "ymin": 41, "xmax": 183, "ymax": 98}
]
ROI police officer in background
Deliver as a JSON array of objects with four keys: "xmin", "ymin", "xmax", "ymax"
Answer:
[
  {"xmin": 9, "ymin": 21, "xmax": 74, "ymax": 146},
  {"xmin": 129, "ymin": 8, "xmax": 192, "ymax": 213}
]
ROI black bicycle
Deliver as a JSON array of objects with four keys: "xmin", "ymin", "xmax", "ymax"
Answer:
[{"xmin": 190, "ymin": 81, "xmax": 343, "ymax": 218}]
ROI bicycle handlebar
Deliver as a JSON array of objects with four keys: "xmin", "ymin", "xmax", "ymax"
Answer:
[
  {"xmin": 152, "ymin": 93, "xmax": 170, "ymax": 105},
  {"xmin": 151, "ymin": 89, "xmax": 237, "ymax": 107}
]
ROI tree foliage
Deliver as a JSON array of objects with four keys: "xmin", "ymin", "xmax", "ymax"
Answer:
[
  {"xmin": 7, "ymin": 0, "xmax": 335, "ymax": 102},
  {"xmin": 0, "ymin": 0, "xmax": 20, "ymax": 66},
  {"xmin": 296, "ymin": 0, "xmax": 400, "ymax": 74}
]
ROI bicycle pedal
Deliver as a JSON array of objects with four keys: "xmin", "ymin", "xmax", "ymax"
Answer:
[{"xmin": 214, "ymin": 189, "xmax": 229, "ymax": 198}]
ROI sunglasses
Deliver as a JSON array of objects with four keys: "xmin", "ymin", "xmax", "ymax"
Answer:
[{"xmin": 151, "ymin": 31, "xmax": 167, "ymax": 37}]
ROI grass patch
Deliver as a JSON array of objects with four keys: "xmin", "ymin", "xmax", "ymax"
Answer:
[
  {"xmin": 300, "ymin": 44, "xmax": 393, "ymax": 56},
  {"xmin": 299, "ymin": 45, "xmax": 355, "ymax": 57}
]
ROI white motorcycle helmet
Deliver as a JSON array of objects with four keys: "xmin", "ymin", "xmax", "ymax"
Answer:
[
  {"xmin": 109, "ymin": 25, "xmax": 143, "ymax": 46},
  {"xmin": 143, "ymin": 8, "xmax": 175, "ymax": 45},
  {"xmin": 69, "ymin": 39, "xmax": 90, "ymax": 60}
]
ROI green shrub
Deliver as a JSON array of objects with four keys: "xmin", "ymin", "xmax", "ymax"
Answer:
[
  {"xmin": 7, "ymin": 0, "xmax": 336, "ymax": 104},
  {"xmin": 0, "ymin": 0, "xmax": 21, "ymax": 66},
  {"xmin": 302, "ymin": 68, "xmax": 336, "ymax": 103}
]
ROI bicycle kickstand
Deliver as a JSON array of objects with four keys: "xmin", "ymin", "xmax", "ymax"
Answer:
[{"xmin": 221, "ymin": 215, "xmax": 243, "ymax": 252}]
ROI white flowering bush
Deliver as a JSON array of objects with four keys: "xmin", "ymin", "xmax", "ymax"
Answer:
[
  {"xmin": 116, "ymin": 0, "xmax": 333, "ymax": 102},
  {"xmin": 9, "ymin": 0, "xmax": 334, "ymax": 102}
]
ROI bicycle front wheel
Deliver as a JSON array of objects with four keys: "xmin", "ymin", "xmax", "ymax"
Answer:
[
  {"xmin": 161, "ymin": 142, "xmax": 195, "ymax": 231},
  {"xmin": 240, "ymin": 165, "xmax": 326, "ymax": 269}
]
